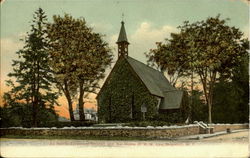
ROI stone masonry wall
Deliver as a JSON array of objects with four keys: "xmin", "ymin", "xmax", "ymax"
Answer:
[
  {"xmin": 1, "ymin": 125, "xmax": 199, "ymax": 138},
  {"xmin": 0, "ymin": 124, "xmax": 248, "ymax": 138},
  {"xmin": 209, "ymin": 124, "xmax": 248, "ymax": 133}
]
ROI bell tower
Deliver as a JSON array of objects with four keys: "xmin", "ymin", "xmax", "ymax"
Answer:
[{"xmin": 116, "ymin": 21, "xmax": 129, "ymax": 57}]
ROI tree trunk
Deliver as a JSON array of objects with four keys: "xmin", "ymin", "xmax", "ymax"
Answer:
[
  {"xmin": 66, "ymin": 93, "xmax": 75, "ymax": 122},
  {"xmin": 189, "ymin": 70, "xmax": 194, "ymax": 122},
  {"xmin": 64, "ymin": 80, "xmax": 75, "ymax": 121},
  {"xmin": 207, "ymin": 72, "xmax": 216, "ymax": 124},
  {"xmin": 78, "ymin": 81, "xmax": 85, "ymax": 121},
  {"xmin": 199, "ymin": 70, "xmax": 216, "ymax": 124},
  {"xmin": 32, "ymin": 60, "xmax": 40, "ymax": 127},
  {"xmin": 32, "ymin": 100, "xmax": 38, "ymax": 127},
  {"xmin": 208, "ymin": 99, "xmax": 212, "ymax": 124}
]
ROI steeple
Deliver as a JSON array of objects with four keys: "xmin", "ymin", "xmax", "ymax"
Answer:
[{"xmin": 116, "ymin": 21, "xmax": 129, "ymax": 57}]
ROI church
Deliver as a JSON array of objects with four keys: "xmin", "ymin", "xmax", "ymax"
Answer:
[{"xmin": 97, "ymin": 21, "xmax": 188, "ymax": 123}]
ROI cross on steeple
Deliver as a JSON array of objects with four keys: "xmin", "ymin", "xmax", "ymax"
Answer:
[{"xmin": 116, "ymin": 19, "xmax": 129, "ymax": 57}]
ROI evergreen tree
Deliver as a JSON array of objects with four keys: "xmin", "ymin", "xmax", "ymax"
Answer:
[{"xmin": 3, "ymin": 8, "xmax": 58, "ymax": 127}]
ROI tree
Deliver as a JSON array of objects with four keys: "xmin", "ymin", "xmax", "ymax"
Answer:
[
  {"xmin": 47, "ymin": 14, "xmax": 113, "ymax": 121},
  {"xmin": 176, "ymin": 15, "xmax": 248, "ymax": 123},
  {"xmin": 145, "ymin": 38, "xmax": 189, "ymax": 87},
  {"xmin": 146, "ymin": 32, "xmax": 195, "ymax": 121},
  {"xmin": 146, "ymin": 15, "xmax": 248, "ymax": 123},
  {"xmin": 213, "ymin": 53, "xmax": 249, "ymax": 123},
  {"xmin": 3, "ymin": 8, "xmax": 58, "ymax": 127},
  {"xmin": 190, "ymin": 89, "xmax": 207, "ymax": 122}
]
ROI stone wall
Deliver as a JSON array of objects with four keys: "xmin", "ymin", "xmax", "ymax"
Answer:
[
  {"xmin": 0, "ymin": 124, "xmax": 248, "ymax": 138},
  {"xmin": 209, "ymin": 124, "xmax": 248, "ymax": 133},
  {"xmin": 1, "ymin": 125, "xmax": 199, "ymax": 138}
]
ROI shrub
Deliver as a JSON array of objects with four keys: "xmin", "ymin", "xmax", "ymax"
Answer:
[
  {"xmin": 38, "ymin": 121, "xmax": 96, "ymax": 128},
  {"xmin": 124, "ymin": 121, "xmax": 172, "ymax": 127}
]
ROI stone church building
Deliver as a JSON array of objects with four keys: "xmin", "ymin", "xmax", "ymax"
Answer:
[{"xmin": 97, "ymin": 21, "xmax": 188, "ymax": 123}]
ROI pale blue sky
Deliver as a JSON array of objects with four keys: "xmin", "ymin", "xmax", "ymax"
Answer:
[
  {"xmin": 1, "ymin": 0, "xmax": 249, "ymax": 108},
  {"xmin": 1, "ymin": 0, "xmax": 249, "ymax": 38}
]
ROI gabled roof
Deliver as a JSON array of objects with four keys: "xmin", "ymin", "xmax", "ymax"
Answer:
[
  {"xmin": 97, "ymin": 56, "xmax": 183, "ymax": 110},
  {"xmin": 126, "ymin": 57, "xmax": 182, "ymax": 109},
  {"xmin": 160, "ymin": 90, "xmax": 183, "ymax": 109},
  {"xmin": 126, "ymin": 56, "xmax": 175, "ymax": 97},
  {"xmin": 116, "ymin": 21, "xmax": 129, "ymax": 44}
]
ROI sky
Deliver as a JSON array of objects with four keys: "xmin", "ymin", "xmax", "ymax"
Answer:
[{"xmin": 1, "ymin": 0, "xmax": 249, "ymax": 118}]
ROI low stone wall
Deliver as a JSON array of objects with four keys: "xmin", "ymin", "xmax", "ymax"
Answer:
[
  {"xmin": 0, "ymin": 125, "xmax": 199, "ymax": 138},
  {"xmin": 209, "ymin": 123, "xmax": 249, "ymax": 133},
  {"xmin": 0, "ymin": 124, "xmax": 248, "ymax": 138}
]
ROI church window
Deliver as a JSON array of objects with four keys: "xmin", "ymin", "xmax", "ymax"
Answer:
[{"xmin": 156, "ymin": 97, "xmax": 161, "ymax": 113}]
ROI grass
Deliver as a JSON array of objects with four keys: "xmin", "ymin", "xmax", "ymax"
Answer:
[{"xmin": 1, "ymin": 135, "xmax": 156, "ymax": 141}]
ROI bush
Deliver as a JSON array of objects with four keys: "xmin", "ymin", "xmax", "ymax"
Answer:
[
  {"xmin": 38, "ymin": 121, "xmax": 96, "ymax": 128},
  {"xmin": 1, "ymin": 105, "xmax": 59, "ymax": 128},
  {"xmin": 124, "ymin": 121, "xmax": 173, "ymax": 127}
]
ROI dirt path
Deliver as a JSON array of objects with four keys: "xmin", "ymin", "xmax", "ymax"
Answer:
[{"xmin": 1, "ymin": 130, "xmax": 249, "ymax": 157}]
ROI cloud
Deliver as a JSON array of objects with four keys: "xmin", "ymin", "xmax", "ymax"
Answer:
[
  {"xmin": 108, "ymin": 22, "xmax": 177, "ymax": 63},
  {"xmin": 107, "ymin": 22, "xmax": 178, "ymax": 63},
  {"xmin": 1, "ymin": 38, "xmax": 23, "ymax": 55},
  {"xmin": 1, "ymin": 37, "xmax": 24, "ymax": 93},
  {"xmin": 129, "ymin": 22, "xmax": 178, "ymax": 63},
  {"xmin": 242, "ymin": 25, "xmax": 249, "ymax": 39},
  {"xmin": 131, "ymin": 22, "xmax": 177, "ymax": 43},
  {"xmin": 107, "ymin": 34, "xmax": 119, "ymax": 60}
]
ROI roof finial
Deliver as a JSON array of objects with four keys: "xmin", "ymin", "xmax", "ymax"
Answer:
[{"xmin": 122, "ymin": 13, "xmax": 124, "ymax": 22}]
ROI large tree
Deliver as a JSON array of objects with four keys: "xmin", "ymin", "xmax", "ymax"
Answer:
[
  {"xmin": 3, "ymin": 8, "xmax": 58, "ymax": 127},
  {"xmin": 146, "ymin": 15, "xmax": 248, "ymax": 123},
  {"xmin": 178, "ymin": 16, "xmax": 248, "ymax": 123},
  {"xmin": 146, "ymin": 38, "xmax": 189, "ymax": 87},
  {"xmin": 47, "ymin": 14, "xmax": 113, "ymax": 121},
  {"xmin": 146, "ymin": 32, "xmax": 194, "ymax": 121}
]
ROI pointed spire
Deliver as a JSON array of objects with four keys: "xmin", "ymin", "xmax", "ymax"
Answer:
[
  {"xmin": 117, "ymin": 20, "xmax": 129, "ymax": 57},
  {"xmin": 117, "ymin": 21, "xmax": 129, "ymax": 44}
]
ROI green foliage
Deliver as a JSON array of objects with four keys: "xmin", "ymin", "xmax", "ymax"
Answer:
[
  {"xmin": 0, "ymin": 104, "xmax": 58, "ymax": 128},
  {"xmin": 145, "ymin": 41, "xmax": 189, "ymax": 87},
  {"xmin": 98, "ymin": 57, "xmax": 158, "ymax": 123},
  {"xmin": 3, "ymin": 8, "xmax": 58, "ymax": 127},
  {"xmin": 212, "ymin": 54, "xmax": 249, "ymax": 123},
  {"xmin": 47, "ymin": 14, "xmax": 113, "ymax": 121},
  {"xmin": 177, "ymin": 15, "xmax": 248, "ymax": 123},
  {"xmin": 146, "ymin": 15, "xmax": 249, "ymax": 123},
  {"xmin": 124, "ymin": 121, "xmax": 172, "ymax": 127},
  {"xmin": 155, "ymin": 112, "xmax": 183, "ymax": 123},
  {"xmin": 37, "ymin": 121, "xmax": 95, "ymax": 128},
  {"xmin": 190, "ymin": 90, "xmax": 207, "ymax": 122}
]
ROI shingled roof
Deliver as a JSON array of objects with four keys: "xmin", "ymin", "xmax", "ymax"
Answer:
[
  {"xmin": 160, "ymin": 90, "xmax": 183, "ymax": 109},
  {"xmin": 126, "ymin": 56, "xmax": 183, "ymax": 109},
  {"xmin": 126, "ymin": 57, "xmax": 175, "ymax": 97},
  {"xmin": 116, "ymin": 21, "xmax": 129, "ymax": 44}
]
